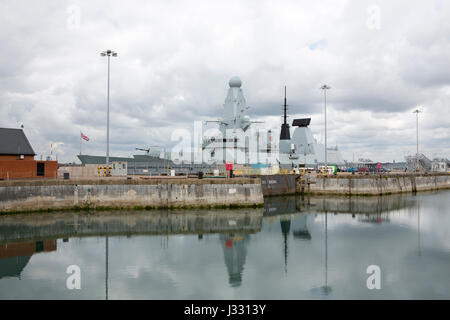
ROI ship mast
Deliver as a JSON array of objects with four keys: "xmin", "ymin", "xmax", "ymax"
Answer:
[
  {"xmin": 280, "ymin": 86, "xmax": 291, "ymax": 140},
  {"xmin": 284, "ymin": 86, "xmax": 287, "ymax": 125}
]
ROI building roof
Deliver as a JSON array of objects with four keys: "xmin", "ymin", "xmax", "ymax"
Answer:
[
  {"xmin": 0, "ymin": 128, "xmax": 36, "ymax": 156},
  {"xmin": 0, "ymin": 256, "xmax": 31, "ymax": 279}
]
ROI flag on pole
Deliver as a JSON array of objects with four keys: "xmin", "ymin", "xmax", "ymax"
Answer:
[{"xmin": 81, "ymin": 132, "xmax": 90, "ymax": 141}]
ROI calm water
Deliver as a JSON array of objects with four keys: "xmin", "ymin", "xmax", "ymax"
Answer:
[{"xmin": 0, "ymin": 190, "xmax": 449, "ymax": 300}]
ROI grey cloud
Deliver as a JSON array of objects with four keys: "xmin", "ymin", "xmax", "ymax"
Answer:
[{"xmin": 0, "ymin": 0, "xmax": 449, "ymax": 162}]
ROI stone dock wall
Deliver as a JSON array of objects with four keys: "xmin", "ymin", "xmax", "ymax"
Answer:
[
  {"xmin": 298, "ymin": 173, "xmax": 450, "ymax": 195},
  {"xmin": 0, "ymin": 174, "xmax": 448, "ymax": 213},
  {"xmin": 0, "ymin": 178, "xmax": 263, "ymax": 213}
]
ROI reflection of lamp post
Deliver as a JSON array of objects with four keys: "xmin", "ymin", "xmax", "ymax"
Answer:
[
  {"xmin": 325, "ymin": 212, "xmax": 327, "ymax": 287},
  {"xmin": 310, "ymin": 211, "xmax": 332, "ymax": 296},
  {"xmin": 417, "ymin": 202, "xmax": 421, "ymax": 256},
  {"xmin": 322, "ymin": 212, "xmax": 331, "ymax": 294},
  {"xmin": 105, "ymin": 236, "xmax": 109, "ymax": 300},
  {"xmin": 101, "ymin": 49, "xmax": 118, "ymax": 167}
]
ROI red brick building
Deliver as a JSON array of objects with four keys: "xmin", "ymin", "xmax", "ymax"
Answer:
[
  {"xmin": 0, "ymin": 128, "xmax": 58, "ymax": 179},
  {"xmin": 0, "ymin": 240, "xmax": 57, "ymax": 259}
]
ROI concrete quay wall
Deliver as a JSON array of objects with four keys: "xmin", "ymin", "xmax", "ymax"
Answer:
[
  {"xmin": 301, "ymin": 174, "xmax": 450, "ymax": 195},
  {"xmin": 0, "ymin": 178, "xmax": 263, "ymax": 213}
]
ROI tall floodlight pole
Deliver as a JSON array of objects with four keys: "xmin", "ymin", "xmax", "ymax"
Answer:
[
  {"xmin": 413, "ymin": 109, "xmax": 421, "ymax": 171},
  {"xmin": 101, "ymin": 50, "xmax": 118, "ymax": 167},
  {"xmin": 320, "ymin": 85, "xmax": 331, "ymax": 172}
]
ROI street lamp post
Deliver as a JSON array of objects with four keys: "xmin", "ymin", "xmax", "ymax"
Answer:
[
  {"xmin": 320, "ymin": 85, "xmax": 331, "ymax": 173},
  {"xmin": 101, "ymin": 49, "xmax": 118, "ymax": 167},
  {"xmin": 413, "ymin": 108, "xmax": 421, "ymax": 171}
]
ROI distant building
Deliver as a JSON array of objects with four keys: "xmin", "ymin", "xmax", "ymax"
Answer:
[
  {"xmin": 405, "ymin": 153, "xmax": 432, "ymax": 172},
  {"xmin": 405, "ymin": 154, "xmax": 449, "ymax": 172},
  {"xmin": 0, "ymin": 128, "xmax": 58, "ymax": 179},
  {"xmin": 431, "ymin": 158, "xmax": 450, "ymax": 173}
]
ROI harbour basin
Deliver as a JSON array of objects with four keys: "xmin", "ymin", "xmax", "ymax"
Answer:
[{"xmin": 0, "ymin": 190, "xmax": 449, "ymax": 299}]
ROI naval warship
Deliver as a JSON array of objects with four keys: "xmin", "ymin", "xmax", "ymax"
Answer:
[{"xmin": 78, "ymin": 76, "xmax": 344, "ymax": 173}]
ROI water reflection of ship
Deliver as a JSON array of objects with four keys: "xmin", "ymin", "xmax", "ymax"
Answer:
[
  {"xmin": 263, "ymin": 195, "xmax": 312, "ymax": 275},
  {"xmin": 264, "ymin": 196, "xmax": 299, "ymax": 216},
  {"xmin": 0, "ymin": 240, "xmax": 57, "ymax": 279},
  {"xmin": 220, "ymin": 233, "xmax": 250, "ymax": 287},
  {"xmin": 293, "ymin": 215, "xmax": 311, "ymax": 240},
  {"xmin": 264, "ymin": 196, "xmax": 312, "ymax": 240},
  {"xmin": 280, "ymin": 218, "xmax": 290, "ymax": 274},
  {"xmin": 1, "ymin": 211, "xmax": 262, "ymax": 296}
]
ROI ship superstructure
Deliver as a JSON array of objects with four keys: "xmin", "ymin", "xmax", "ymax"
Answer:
[
  {"xmin": 202, "ymin": 77, "xmax": 344, "ymax": 167},
  {"xmin": 201, "ymin": 76, "xmax": 276, "ymax": 165},
  {"xmin": 78, "ymin": 76, "xmax": 344, "ymax": 170}
]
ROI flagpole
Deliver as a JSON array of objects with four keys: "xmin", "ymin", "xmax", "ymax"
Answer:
[{"xmin": 80, "ymin": 132, "xmax": 82, "ymax": 155}]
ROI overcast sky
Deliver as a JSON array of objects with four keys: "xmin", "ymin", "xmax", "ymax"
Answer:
[{"xmin": 0, "ymin": 0, "xmax": 449, "ymax": 163}]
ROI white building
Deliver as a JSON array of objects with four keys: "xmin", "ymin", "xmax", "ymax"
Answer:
[
  {"xmin": 431, "ymin": 158, "xmax": 450, "ymax": 172},
  {"xmin": 111, "ymin": 161, "xmax": 128, "ymax": 176}
]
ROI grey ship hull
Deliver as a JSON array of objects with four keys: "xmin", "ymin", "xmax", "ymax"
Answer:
[
  {"xmin": 77, "ymin": 154, "xmax": 167, "ymax": 165},
  {"xmin": 77, "ymin": 154, "xmax": 217, "ymax": 175}
]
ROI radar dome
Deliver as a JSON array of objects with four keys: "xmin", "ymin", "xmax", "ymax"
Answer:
[{"xmin": 229, "ymin": 76, "xmax": 242, "ymax": 88}]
